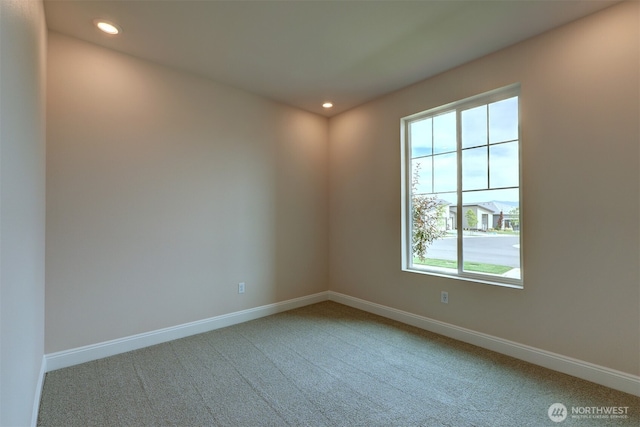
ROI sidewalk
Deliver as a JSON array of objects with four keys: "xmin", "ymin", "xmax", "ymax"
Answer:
[{"xmin": 502, "ymin": 268, "xmax": 521, "ymax": 278}]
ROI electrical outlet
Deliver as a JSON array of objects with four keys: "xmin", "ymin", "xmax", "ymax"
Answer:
[
  {"xmin": 238, "ymin": 282, "xmax": 245, "ymax": 294},
  {"xmin": 441, "ymin": 291, "xmax": 448, "ymax": 304}
]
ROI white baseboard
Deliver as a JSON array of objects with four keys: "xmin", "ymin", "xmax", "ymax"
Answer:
[
  {"xmin": 43, "ymin": 289, "xmax": 639, "ymax": 398},
  {"xmin": 45, "ymin": 291, "xmax": 328, "ymax": 372},
  {"xmin": 31, "ymin": 355, "xmax": 47, "ymax": 427},
  {"xmin": 327, "ymin": 291, "xmax": 640, "ymax": 397}
]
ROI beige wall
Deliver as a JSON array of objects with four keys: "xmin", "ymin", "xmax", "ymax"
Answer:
[
  {"xmin": 45, "ymin": 1, "xmax": 638, "ymax": 380},
  {"xmin": 329, "ymin": 1, "xmax": 639, "ymax": 375},
  {"xmin": 46, "ymin": 33, "xmax": 328, "ymax": 353},
  {"xmin": 0, "ymin": 0, "xmax": 47, "ymax": 425}
]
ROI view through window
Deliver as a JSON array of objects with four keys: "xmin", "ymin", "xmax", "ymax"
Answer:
[{"xmin": 402, "ymin": 84, "xmax": 522, "ymax": 287}]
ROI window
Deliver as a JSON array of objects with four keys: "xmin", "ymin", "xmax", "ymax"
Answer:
[{"xmin": 401, "ymin": 84, "xmax": 522, "ymax": 288}]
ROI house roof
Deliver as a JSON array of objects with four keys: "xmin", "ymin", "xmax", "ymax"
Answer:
[
  {"xmin": 478, "ymin": 201, "xmax": 519, "ymax": 215},
  {"xmin": 448, "ymin": 201, "xmax": 518, "ymax": 215}
]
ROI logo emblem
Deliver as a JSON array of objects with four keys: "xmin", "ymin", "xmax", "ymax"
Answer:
[{"xmin": 548, "ymin": 403, "xmax": 568, "ymax": 422}]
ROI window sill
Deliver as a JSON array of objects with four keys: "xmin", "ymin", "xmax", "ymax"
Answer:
[{"xmin": 403, "ymin": 266, "xmax": 523, "ymax": 289}]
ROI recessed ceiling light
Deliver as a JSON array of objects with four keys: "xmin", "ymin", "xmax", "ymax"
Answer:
[
  {"xmin": 322, "ymin": 102, "xmax": 333, "ymax": 109},
  {"xmin": 94, "ymin": 19, "xmax": 121, "ymax": 35}
]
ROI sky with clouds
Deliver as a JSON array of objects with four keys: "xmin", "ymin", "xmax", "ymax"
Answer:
[{"xmin": 410, "ymin": 96, "xmax": 519, "ymax": 206}]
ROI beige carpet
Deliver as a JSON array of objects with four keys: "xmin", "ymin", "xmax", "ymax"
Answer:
[{"xmin": 38, "ymin": 301, "xmax": 639, "ymax": 426}]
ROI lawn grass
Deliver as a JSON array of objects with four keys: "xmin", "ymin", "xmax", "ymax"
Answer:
[{"xmin": 413, "ymin": 258, "xmax": 513, "ymax": 275}]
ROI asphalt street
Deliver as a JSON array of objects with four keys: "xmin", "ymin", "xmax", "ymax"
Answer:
[{"xmin": 426, "ymin": 234, "xmax": 520, "ymax": 267}]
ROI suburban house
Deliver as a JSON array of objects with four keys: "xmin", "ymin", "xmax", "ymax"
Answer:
[
  {"xmin": 1, "ymin": 1, "xmax": 638, "ymax": 425},
  {"xmin": 449, "ymin": 201, "xmax": 519, "ymax": 231}
]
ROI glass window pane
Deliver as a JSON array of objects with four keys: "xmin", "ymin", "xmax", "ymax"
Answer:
[
  {"xmin": 462, "ymin": 105, "xmax": 487, "ymax": 149},
  {"xmin": 433, "ymin": 152, "xmax": 457, "ymax": 193},
  {"xmin": 489, "ymin": 97, "xmax": 518, "ymax": 143},
  {"xmin": 433, "ymin": 111, "xmax": 456, "ymax": 154},
  {"xmin": 489, "ymin": 142, "xmax": 519, "ymax": 188},
  {"xmin": 462, "ymin": 147, "xmax": 487, "ymax": 191},
  {"xmin": 403, "ymin": 86, "xmax": 521, "ymax": 286},
  {"xmin": 411, "ymin": 157, "xmax": 432, "ymax": 195},
  {"xmin": 462, "ymin": 189, "xmax": 520, "ymax": 279},
  {"xmin": 410, "ymin": 118, "xmax": 432, "ymax": 158}
]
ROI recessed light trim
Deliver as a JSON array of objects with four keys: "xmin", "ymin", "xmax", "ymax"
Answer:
[
  {"xmin": 322, "ymin": 102, "xmax": 333, "ymax": 109},
  {"xmin": 94, "ymin": 19, "xmax": 121, "ymax": 35}
]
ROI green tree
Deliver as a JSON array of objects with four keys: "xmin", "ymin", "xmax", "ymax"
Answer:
[
  {"xmin": 466, "ymin": 209, "xmax": 478, "ymax": 229},
  {"xmin": 412, "ymin": 165, "xmax": 446, "ymax": 261},
  {"xmin": 509, "ymin": 206, "xmax": 520, "ymax": 230}
]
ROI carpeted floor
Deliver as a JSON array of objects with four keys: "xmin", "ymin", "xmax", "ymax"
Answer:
[{"xmin": 38, "ymin": 301, "xmax": 639, "ymax": 426}]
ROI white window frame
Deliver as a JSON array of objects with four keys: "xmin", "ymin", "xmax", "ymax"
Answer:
[{"xmin": 401, "ymin": 84, "xmax": 523, "ymax": 289}]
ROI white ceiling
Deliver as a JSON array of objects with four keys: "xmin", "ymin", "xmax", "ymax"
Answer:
[{"xmin": 44, "ymin": 0, "xmax": 619, "ymax": 117}]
